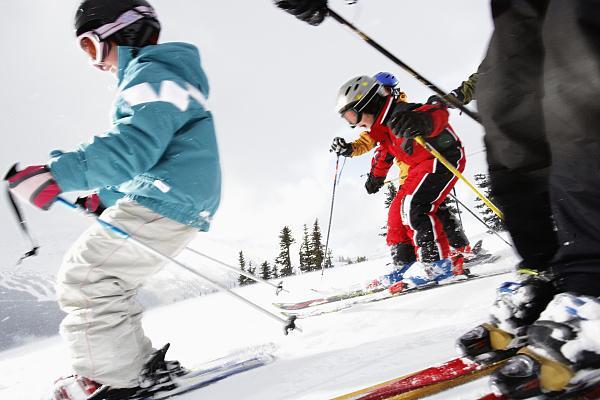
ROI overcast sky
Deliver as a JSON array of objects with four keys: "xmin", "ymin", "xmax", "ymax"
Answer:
[{"xmin": 0, "ymin": 0, "xmax": 493, "ymax": 273}]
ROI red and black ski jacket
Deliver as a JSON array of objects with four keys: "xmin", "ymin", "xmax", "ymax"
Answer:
[{"xmin": 368, "ymin": 96, "xmax": 464, "ymax": 179}]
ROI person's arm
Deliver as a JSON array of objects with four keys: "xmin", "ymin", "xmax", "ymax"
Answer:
[
  {"xmin": 397, "ymin": 161, "xmax": 410, "ymax": 186},
  {"xmin": 365, "ymin": 145, "xmax": 394, "ymax": 194},
  {"xmin": 428, "ymin": 72, "xmax": 479, "ymax": 107},
  {"xmin": 97, "ymin": 187, "xmax": 126, "ymax": 207},
  {"xmin": 49, "ymin": 84, "xmax": 193, "ymax": 192},
  {"xmin": 454, "ymin": 72, "xmax": 479, "ymax": 105},
  {"xmin": 351, "ymin": 131, "xmax": 377, "ymax": 157}
]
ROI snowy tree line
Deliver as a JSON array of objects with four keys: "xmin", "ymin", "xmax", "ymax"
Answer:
[
  {"xmin": 237, "ymin": 173, "xmax": 502, "ymax": 287},
  {"xmin": 237, "ymin": 219, "xmax": 367, "ymax": 286}
]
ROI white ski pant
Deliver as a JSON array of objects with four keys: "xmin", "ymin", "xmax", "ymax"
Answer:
[{"xmin": 56, "ymin": 200, "xmax": 197, "ymax": 388}]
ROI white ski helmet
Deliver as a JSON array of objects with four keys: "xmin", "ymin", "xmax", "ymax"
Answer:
[{"xmin": 336, "ymin": 75, "xmax": 387, "ymax": 127}]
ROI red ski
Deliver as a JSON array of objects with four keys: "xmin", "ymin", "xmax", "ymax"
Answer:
[{"xmin": 332, "ymin": 356, "xmax": 506, "ymax": 400}]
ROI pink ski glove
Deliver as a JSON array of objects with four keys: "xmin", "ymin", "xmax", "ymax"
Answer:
[{"xmin": 5, "ymin": 164, "xmax": 62, "ymax": 210}]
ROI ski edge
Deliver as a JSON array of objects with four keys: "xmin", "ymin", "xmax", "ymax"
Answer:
[
  {"xmin": 332, "ymin": 359, "xmax": 506, "ymax": 400},
  {"xmin": 143, "ymin": 354, "xmax": 275, "ymax": 399}
]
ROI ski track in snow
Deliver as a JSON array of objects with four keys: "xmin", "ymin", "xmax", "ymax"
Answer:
[{"xmin": 0, "ymin": 234, "xmax": 518, "ymax": 399}]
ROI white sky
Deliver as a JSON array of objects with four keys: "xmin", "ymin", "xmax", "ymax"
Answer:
[{"xmin": 0, "ymin": 0, "xmax": 493, "ymax": 272}]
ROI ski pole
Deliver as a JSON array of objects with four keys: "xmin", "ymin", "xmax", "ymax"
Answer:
[
  {"xmin": 452, "ymin": 187, "xmax": 464, "ymax": 231},
  {"xmin": 55, "ymin": 197, "xmax": 300, "ymax": 335},
  {"xmin": 414, "ymin": 136, "xmax": 504, "ymax": 220},
  {"xmin": 4, "ymin": 166, "xmax": 39, "ymax": 265},
  {"xmin": 380, "ymin": 177, "xmax": 512, "ymax": 247},
  {"xmin": 183, "ymin": 247, "xmax": 287, "ymax": 295},
  {"xmin": 326, "ymin": 7, "xmax": 482, "ymax": 125},
  {"xmin": 447, "ymin": 193, "xmax": 513, "ymax": 248},
  {"xmin": 322, "ymin": 155, "xmax": 341, "ymax": 276}
]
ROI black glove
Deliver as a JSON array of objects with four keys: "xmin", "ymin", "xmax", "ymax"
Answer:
[
  {"xmin": 426, "ymin": 95, "xmax": 443, "ymax": 105},
  {"xmin": 330, "ymin": 137, "xmax": 353, "ymax": 157},
  {"xmin": 427, "ymin": 90, "xmax": 462, "ymax": 109},
  {"xmin": 273, "ymin": 0, "xmax": 328, "ymax": 26},
  {"xmin": 365, "ymin": 174, "xmax": 385, "ymax": 194},
  {"xmin": 401, "ymin": 138, "xmax": 414, "ymax": 155},
  {"xmin": 75, "ymin": 193, "xmax": 106, "ymax": 216},
  {"xmin": 387, "ymin": 111, "xmax": 434, "ymax": 139}
]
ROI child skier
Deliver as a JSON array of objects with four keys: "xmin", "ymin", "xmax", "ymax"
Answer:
[
  {"xmin": 278, "ymin": 1, "xmax": 600, "ymax": 395},
  {"xmin": 331, "ymin": 72, "xmax": 473, "ymax": 269},
  {"xmin": 335, "ymin": 74, "xmax": 466, "ymax": 287},
  {"xmin": 5, "ymin": 0, "xmax": 220, "ymax": 398}
]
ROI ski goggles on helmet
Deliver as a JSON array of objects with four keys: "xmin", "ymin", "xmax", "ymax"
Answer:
[
  {"xmin": 77, "ymin": 6, "xmax": 157, "ymax": 68},
  {"xmin": 338, "ymin": 83, "xmax": 382, "ymax": 128},
  {"xmin": 340, "ymin": 107, "xmax": 361, "ymax": 128}
]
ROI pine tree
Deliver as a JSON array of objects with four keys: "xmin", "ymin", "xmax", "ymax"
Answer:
[
  {"xmin": 384, "ymin": 183, "xmax": 398, "ymax": 208},
  {"xmin": 356, "ymin": 256, "xmax": 368, "ymax": 263},
  {"xmin": 275, "ymin": 226, "xmax": 295, "ymax": 277},
  {"xmin": 441, "ymin": 195, "xmax": 465, "ymax": 235},
  {"xmin": 310, "ymin": 219, "xmax": 324, "ymax": 271},
  {"xmin": 380, "ymin": 183, "xmax": 398, "ymax": 237},
  {"xmin": 473, "ymin": 173, "xmax": 505, "ymax": 232},
  {"xmin": 271, "ymin": 264, "xmax": 279, "ymax": 279},
  {"xmin": 298, "ymin": 224, "xmax": 311, "ymax": 272},
  {"xmin": 444, "ymin": 196, "xmax": 460, "ymax": 215},
  {"xmin": 238, "ymin": 250, "xmax": 248, "ymax": 286},
  {"xmin": 259, "ymin": 261, "xmax": 271, "ymax": 280}
]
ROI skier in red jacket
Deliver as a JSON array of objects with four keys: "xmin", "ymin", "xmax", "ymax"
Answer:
[{"xmin": 337, "ymin": 75, "xmax": 466, "ymax": 285}]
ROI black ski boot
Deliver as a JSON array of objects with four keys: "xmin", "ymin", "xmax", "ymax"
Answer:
[
  {"xmin": 390, "ymin": 243, "xmax": 416, "ymax": 267},
  {"xmin": 87, "ymin": 343, "xmax": 187, "ymax": 400},
  {"xmin": 138, "ymin": 343, "xmax": 187, "ymax": 392},
  {"xmin": 457, "ymin": 270, "xmax": 556, "ymax": 364},
  {"xmin": 457, "ymin": 323, "xmax": 520, "ymax": 364}
]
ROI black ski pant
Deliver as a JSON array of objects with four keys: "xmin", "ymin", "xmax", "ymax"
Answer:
[
  {"xmin": 391, "ymin": 199, "xmax": 468, "ymax": 266},
  {"xmin": 437, "ymin": 199, "xmax": 469, "ymax": 249},
  {"xmin": 390, "ymin": 145, "xmax": 466, "ymax": 263},
  {"xmin": 477, "ymin": 0, "xmax": 600, "ymax": 296}
]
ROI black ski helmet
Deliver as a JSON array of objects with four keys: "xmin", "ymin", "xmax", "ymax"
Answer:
[{"xmin": 75, "ymin": 0, "xmax": 160, "ymax": 47}]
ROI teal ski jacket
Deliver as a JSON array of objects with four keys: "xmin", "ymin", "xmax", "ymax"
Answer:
[{"xmin": 49, "ymin": 43, "xmax": 221, "ymax": 231}]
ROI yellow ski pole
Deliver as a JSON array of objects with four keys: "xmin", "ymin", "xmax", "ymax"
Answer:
[{"xmin": 414, "ymin": 136, "xmax": 504, "ymax": 220}]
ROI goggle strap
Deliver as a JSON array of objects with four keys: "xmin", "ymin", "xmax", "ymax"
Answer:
[
  {"xmin": 354, "ymin": 84, "xmax": 381, "ymax": 113},
  {"xmin": 97, "ymin": 6, "xmax": 156, "ymax": 39},
  {"xmin": 83, "ymin": 6, "xmax": 157, "ymax": 41}
]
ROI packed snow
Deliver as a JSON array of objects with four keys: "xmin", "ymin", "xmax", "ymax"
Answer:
[{"xmin": 0, "ymin": 233, "xmax": 519, "ymax": 399}]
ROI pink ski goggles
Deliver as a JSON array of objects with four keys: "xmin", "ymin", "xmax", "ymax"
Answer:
[{"xmin": 77, "ymin": 6, "xmax": 157, "ymax": 68}]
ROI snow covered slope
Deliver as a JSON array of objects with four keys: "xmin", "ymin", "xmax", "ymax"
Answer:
[
  {"xmin": 0, "ymin": 236, "xmax": 517, "ymax": 400},
  {"xmin": 0, "ymin": 261, "xmax": 239, "ymax": 352}
]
